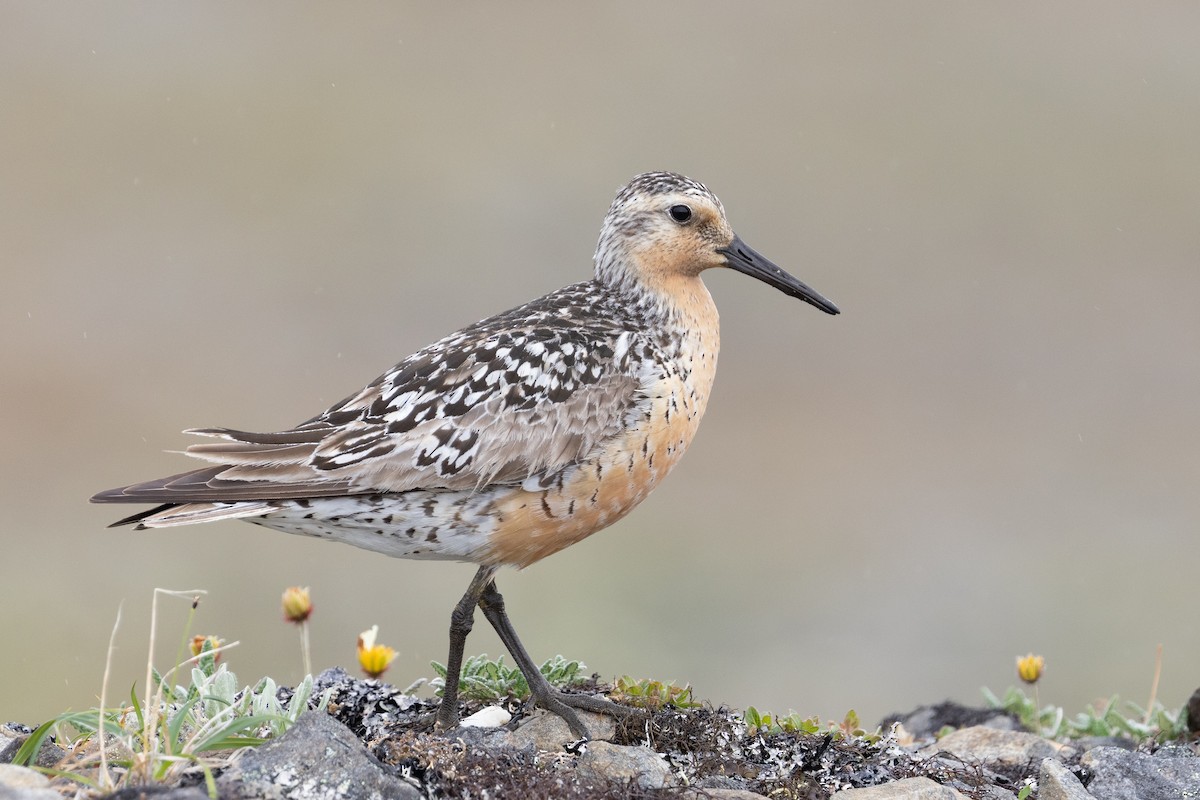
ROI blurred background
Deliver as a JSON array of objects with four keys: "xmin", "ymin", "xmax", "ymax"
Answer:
[{"xmin": 3, "ymin": 4, "xmax": 1199, "ymax": 729}]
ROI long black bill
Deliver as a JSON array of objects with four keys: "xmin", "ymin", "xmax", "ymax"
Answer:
[{"xmin": 719, "ymin": 234, "xmax": 840, "ymax": 315}]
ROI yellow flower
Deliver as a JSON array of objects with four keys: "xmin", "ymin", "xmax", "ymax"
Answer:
[
  {"xmin": 282, "ymin": 586, "xmax": 313, "ymax": 623},
  {"xmin": 1016, "ymin": 653, "xmax": 1045, "ymax": 684},
  {"xmin": 190, "ymin": 634, "xmax": 224, "ymax": 662},
  {"xmin": 357, "ymin": 625, "xmax": 397, "ymax": 679}
]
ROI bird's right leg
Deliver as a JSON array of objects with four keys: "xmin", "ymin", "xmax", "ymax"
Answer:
[
  {"xmin": 434, "ymin": 565, "xmax": 498, "ymax": 732},
  {"xmin": 478, "ymin": 578, "xmax": 639, "ymax": 740}
]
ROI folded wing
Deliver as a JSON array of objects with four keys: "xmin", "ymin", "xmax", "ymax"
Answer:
[{"xmin": 93, "ymin": 293, "xmax": 649, "ymax": 506}]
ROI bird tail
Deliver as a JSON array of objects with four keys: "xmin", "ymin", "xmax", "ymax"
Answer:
[{"xmin": 108, "ymin": 501, "xmax": 274, "ymax": 529}]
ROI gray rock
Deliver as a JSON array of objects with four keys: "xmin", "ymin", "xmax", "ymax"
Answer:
[
  {"xmin": 683, "ymin": 789, "xmax": 769, "ymax": 800},
  {"xmin": 446, "ymin": 724, "xmax": 517, "ymax": 752},
  {"xmin": 882, "ymin": 703, "xmax": 1019, "ymax": 741},
  {"xmin": 931, "ymin": 726, "xmax": 1075, "ymax": 766},
  {"xmin": 829, "ymin": 776, "xmax": 968, "ymax": 799},
  {"xmin": 691, "ymin": 775, "xmax": 753, "ymax": 792},
  {"xmin": 1074, "ymin": 735, "xmax": 1136, "ymax": 754},
  {"xmin": 1082, "ymin": 745, "xmax": 1200, "ymax": 800},
  {"xmin": 509, "ymin": 708, "xmax": 615, "ymax": 751},
  {"xmin": 0, "ymin": 725, "xmax": 64, "ymax": 769},
  {"xmin": 1038, "ymin": 759, "xmax": 1090, "ymax": 800},
  {"xmin": 574, "ymin": 741, "xmax": 674, "ymax": 790},
  {"xmin": 1151, "ymin": 742, "xmax": 1197, "ymax": 758},
  {"xmin": 0, "ymin": 728, "xmax": 25, "ymax": 765},
  {"xmin": 965, "ymin": 786, "xmax": 1017, "ymax": 800},
  {"xmin": 217, "ymin": 711, "xmax": 420, "ymax": 800},
  {"xmin": 0, "ymin": 764, "xmax": 60, "ymax": 800},
  {"xmin": 103, "ymin": 786, "xmax": 209, "ymax": 800}
]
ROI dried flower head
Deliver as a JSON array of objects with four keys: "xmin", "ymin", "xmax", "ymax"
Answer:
[
  {"xmin": 1016, "ymin": 653, "xmax": 1045, "ymax": 684},
  {"xmin": 190, "ymin": 634, "xmax": 224, "ymax": 662},
  {"xmin": 357, "ymin": 625, "xmax": 397, "ymax": 679},
  {"xmin": 282, "ymin": 586, "xmax": 313, "ymax": 623}
]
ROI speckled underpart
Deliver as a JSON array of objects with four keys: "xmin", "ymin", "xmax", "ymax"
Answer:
[
  {"xmin": 248, "ymin": 492, "xmax": 499, "ymax": 561},
  {"xmin": 93, "ymin": 172, "xmax": 839, "ymax": 570}
]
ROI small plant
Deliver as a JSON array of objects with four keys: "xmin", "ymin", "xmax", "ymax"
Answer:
[
  {"xmin": 743, "ymin": 706, "xmax": 880, "ymax": 742},
  {"xmin": 14, "ymin": 589, "xmax": 330, "ymax": 798},
  {"xmin": 744, "ymin": 706, "xmax": 820, "ymax": 737},
  {"xmin": 281, "ymin": 586, "xmax": 314, "ymax": 676},
  {"xmin": 985, "ymin": 644, "xmax": 1188, "ymax": 743},
  {"xmin": 982, "ymin": 686, "xmax": 1189, "ymax": 742},
  {"xmin": 429, "ymin": 654, "xmax": 587, "ymax": 702},
  {"xmin": 833, "ymin": 709, "xmax": 881, "ymax": 741},
  {"xmin": 357, "ymin": 625, "xmax": 398, "ymax": 679},
  {"xmin": 1016, "ymin": 653, "xmax": 1045, "ymax": 684},
  {"xmin": 1016, "ymin": 652, "xmax": 1045, "ymax": 711},
  {"xmin": 611, "ymin": 677, "xmax": 700, "ymax": 710},
  {"xmin": 982, "ymin": 685, "xmax": 1063, "ymax": 736}
]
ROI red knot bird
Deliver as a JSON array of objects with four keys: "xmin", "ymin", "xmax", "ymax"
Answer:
[{"xmin": 92, "ymin": 171, "xmax": 839, "ymax": 738}]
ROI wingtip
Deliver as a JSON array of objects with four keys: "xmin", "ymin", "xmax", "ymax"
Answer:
[{"xmin": 105, "ymin": 504, "xmax": 173, "ymax": 528}]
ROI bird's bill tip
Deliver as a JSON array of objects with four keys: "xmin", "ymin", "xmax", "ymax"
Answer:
[
  {"xmin": 90, "ymin": 487, "xmax": 119, "ymax": 503},
  {"xmin": 719, "ymin": 234, "xmax": 840, "ymax": 315}
]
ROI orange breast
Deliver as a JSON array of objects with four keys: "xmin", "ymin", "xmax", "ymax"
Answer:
[{"xmin": 483, "ymin": 372, "xmax": 707, "ymax": 568}]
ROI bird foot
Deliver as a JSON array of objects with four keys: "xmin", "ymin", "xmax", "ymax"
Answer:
[
  {"xmin": 433, "ymin": 690, "xmax": 639, "ymax": 740},
  {"xmin": 529, "ymin": 687, "xmax": 641, "ymax": 740},
  {"xmin": 433, "ymin": 700, "xmax": 461, "ymax": 733}
]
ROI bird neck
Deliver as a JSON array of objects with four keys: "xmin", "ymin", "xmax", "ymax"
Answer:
[{"xmin": 622, "ymin": 272, "xmax": 721, "ymax": 410}]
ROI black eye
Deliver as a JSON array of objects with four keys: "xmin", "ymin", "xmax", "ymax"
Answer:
[{"xmin": 668, "ymin": 204, "xmax": 693, "ymax": 224}]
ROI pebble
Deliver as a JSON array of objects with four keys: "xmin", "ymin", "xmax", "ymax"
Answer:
[{"xmin": 459, "ymin": 704, "xmax": 511, "ymax": 728}]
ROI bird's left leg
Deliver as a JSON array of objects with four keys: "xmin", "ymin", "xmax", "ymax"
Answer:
[{"xmin": 478, "ymin": 577, "xmax": 639, "ymax": 740}]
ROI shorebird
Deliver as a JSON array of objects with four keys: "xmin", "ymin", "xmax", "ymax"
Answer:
[{"xmin": 92, "ymin": 172, "xmax": 839, "ymax": 738}]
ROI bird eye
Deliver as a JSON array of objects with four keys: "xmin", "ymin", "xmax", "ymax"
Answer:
[{"xmin": 668, "ymin": 204, "xmax": 693, "ymax": 224}]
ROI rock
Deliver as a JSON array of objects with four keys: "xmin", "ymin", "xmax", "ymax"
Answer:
[
  {"xmin": 0, "ymin": 763, "xmax": 60, "ymax": 800},
  {"xmin": 1081, "ymin": 745, "xmax": 1200, "ymax": 800},
  {"xmin": 1152, "ymin": 742, "xmax": 1198, "ymax": 758},
  {"xmin": 881, "ymin": 703, "xmax": 1018, "ymax": 740},
  {"xmin": 683, "ymin": 789, "xmax": 769, "ymax": 799},
  {"xmin": 0, "ymin": 727, "xmax": 26, "ymax": 765},
  {"xmin": 1073, "ymin": 735, "xmax": 1136, "ymax": 754},
  {"xmin": 931, "ymin": 726, "xmax": 1075, "ymax": 766},
  {"xmin": 574, "ymin": 741, "xmax": 674, "ymax": 790},
  {"xmin": 1038, "ymin": 758, "xmax": 1090, "ymax": 800},
  {"xmin": 460, "ymin": 705, "xmax": 511, "ymax": 728},
  {"xmin": 103, "ymin": 786, "xmax": 209, "ymax": 799},
  {"xmin": 447, "ymin": 724, "xmax": 517, "ymax": 752},
  {"xmin": 0, "ymin": 725, "xmax": 64, "ymax": 769},
  {"xmin": 509, "ymin": 708, "xmax": 615, "ymax": 750},
  {"xmin": 691, "ymin": 775, "xmax": 756, "ymax": 792},
  {"xmin": 829, "ymin": 776, "xmax": 968, "ymax": 799},
  {"xmin": 217, "ymin": 710, "xmax": 420, "ymax": 800},
  {"xmin": 969, "ymin": 786, "xmax": 1017, "ymax": 800},
  {"xmin": 1187, "ymin": 686, "xmax": 1200, "ymax": 734}
]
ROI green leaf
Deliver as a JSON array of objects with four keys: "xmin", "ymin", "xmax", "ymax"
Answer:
[
  {"xmin": 12, "ymin": 719, "xmax": 58, "ymax": 767},
  {"xmin": 193, "ymin": 714, "xmax": 284, "ymax": 752},
  {"xmin": 130, "ymin": 682, "xmax": 146, "ymax": 733},
  {"xmin": 166, "ymin": 695, "xmax": 203, "ymax": 752}
]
